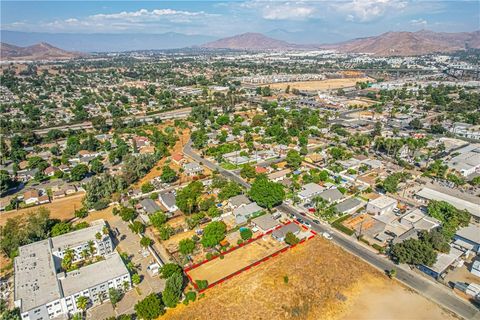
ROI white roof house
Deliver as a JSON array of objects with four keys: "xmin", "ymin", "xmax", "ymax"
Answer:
[
  {"xmin": 367, "ymin": 195, "xmax": 397, "ymax": 216},
  {"xmin": 298, "ymin": 183, "xmax": 324, "ymax": 201}
]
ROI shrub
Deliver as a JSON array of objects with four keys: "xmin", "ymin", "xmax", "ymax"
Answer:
[{"xmin": 195, "ymin": 280, "xmax": 208, "ymax": 290}]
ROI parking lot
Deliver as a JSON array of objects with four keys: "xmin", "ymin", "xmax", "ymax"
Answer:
[{"xmin": 87, "ymin": 215, "xmax": 166, "ymax": 319}]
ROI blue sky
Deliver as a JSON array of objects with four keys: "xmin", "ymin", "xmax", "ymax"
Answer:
[{"xmin": 1, "ymin": 1, "xmax": 479, "ymax": 42}]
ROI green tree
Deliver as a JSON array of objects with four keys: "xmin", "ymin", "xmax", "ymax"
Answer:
[
  {"xmin": 50, "ymin": 222, "xmax": 72, "ymax": 237},
  {"xmin": 70, "ymin": 164, "xmax": 89, "ymax": 181},
  {"xmin": 134, "ymin": 293, "xmax": 165, "ymax": 320},
  {"xmin": 285, "ymin": 232, "xmax": 300, "ymax": 246},
  {"xmin": 249, "ymin": 176, "xmax": 285, "ymax": 209},
  {"xmin": 179, "ymin": 238, "xmax": 196, "ymax": 255},
  {"xmin": 140, "ymin": 237, "xmax": 153, "ymax": 248},
  {"xmin": 162, "ymin": 272, "xmax": 184, "ymax": 308},
  {"xmin": 240, "ymin": 164, "xmax": 256, "ymax": 179},
  {"xmin": 427, "ymin": 201, "xmax": 470, "ymax": 239},
  {"xmin": 175, "ymin": 181, "xmax": 204, "ymax": 214},
  {"xmin": 0, "ymin": 170, "xmax": 15, "ymax": 193},
  {"xmin": 76, "ymin": 296, "xmax": 89, "ymax": 314},
  {"xmin": 129, "ymin": 221, "xmax": 145, "ymax": 234},
  {"xmin": 240, "ymin": 228, "xmax": 253, "ymax": 241},
  {"xmin": 132, "ymin": 273, "xmax": 141, "ymax": 286},
  {"xmin": 141, "ymin": 182, "xmax": 154, "ymax": 193},
  {"xmin": 201, "ymin": 221, "xmax": 226, "ymax": 248},
  {"xmin": 391, "ymin": 238, "xmax": 437, "ymax": 266},
  {"xmin": 150, "ymin": 211, "xmax": 168, "ymax": 228},
  {"xmin": 89, "ymin": 158, "xmax": 104, "ymax": 174},
  {"xmin": 119, "ymin": 207, "xmax": 137, "ymax": 222},
  {"xmin": 160, "ymin": 166, "xmax": 177, "ymax": 183},
  {"xmin": 159, "ymin": 263, "xmax": 182, "ymax": 279},
  {"xmin": 286, "ymin": 150, "xmax": 303, "ymax": 170},
  {"xmin": 108, "ymin": 288, "xmax": 123, "ymax": 308},
  {"xmin": 409, "ymin": 118, "xmax": 423, "ymax": 130}
]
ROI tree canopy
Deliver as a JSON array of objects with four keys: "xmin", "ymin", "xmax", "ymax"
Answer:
[
  {"xmin": 201, "ymin": 221, "xmax": 226, "ymax": 248},
  {"xmin": 249, "ymin": 176, "xmax": 285, "ymax": 209}
]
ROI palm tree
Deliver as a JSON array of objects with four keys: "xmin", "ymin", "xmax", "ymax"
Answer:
[
  {"xmin": 76, "ymin": 296, "xmax": 89, "ymax": 317},
  {"xmin": 80, "ymin": 249, "xmax": 89, "ymax": 261},
  {"xmin": 87, "ymin": 240, "xmax": 96, "ymax": 256}
]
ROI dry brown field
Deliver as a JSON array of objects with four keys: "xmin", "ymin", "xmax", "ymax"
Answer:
[
  {"xmin": 0, "ymin": 192, "xmax": 84, "ymax": 226},
  {"xmin": 165, "ymin": 237, "xmax": 455, "ymax": 320},
  {"xmin": 187, "ymin": 236, "xmax": 287, "ymax": 285},
  {"xmin": 264, "ymin": 77, "xmax": 372, "ymax": 91}
]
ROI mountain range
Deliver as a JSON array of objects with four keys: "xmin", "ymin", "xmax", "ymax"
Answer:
[
  {"xmin": 203, "ymin": 30, "xmax": 480, "ymax": 56},
  {"xmin": 1, "ymin": 29, "xmax": 479, "ymax": 59},
  {"xmin": 0, "ymin": 42, "xmax": 82, "ymax": 60}
]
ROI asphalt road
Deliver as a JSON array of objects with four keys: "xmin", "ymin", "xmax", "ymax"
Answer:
[{"xmin": 183, "ymin": 139, "xmax": 479, "ymax": 319}]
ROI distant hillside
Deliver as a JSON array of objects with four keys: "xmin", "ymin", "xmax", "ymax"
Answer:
[
  {"xmin": 202, "ymin": 32, "xmax": 300, "ymax": 50},
  {"xmin": 1, "ymin": 30, "xmax": 217, "ymax": 52},
  {"xmin": 330, "ymin": 30, "xmax": 480, "ymax": 56},
  {"xmin": 0, "ymin": 42, "xmax": 82, "ymax": 61}
]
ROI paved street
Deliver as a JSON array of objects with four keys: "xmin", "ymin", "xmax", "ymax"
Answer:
[{"xmin": 183, "ymin": 139, "xmax": 480, "ymax": 320}]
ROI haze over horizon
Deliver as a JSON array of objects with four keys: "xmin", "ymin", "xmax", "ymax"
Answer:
[{"xmin": 1, "ymin": 0, "xmax": 479, "ymax": 45}]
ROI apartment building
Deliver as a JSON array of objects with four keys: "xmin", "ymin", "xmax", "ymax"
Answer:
[{"xmin": 14, "ymin": 220, "xmax": 130, "ymax": 320}]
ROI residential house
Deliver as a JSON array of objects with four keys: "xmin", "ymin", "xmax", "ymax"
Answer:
[
  {"xmin": 267, "ymin": 169, "xmax": 291, "ymax": 182},
  {"xmin": 334, "ymin": 198, "xmax": 365, "ymax": 215},
  {"xmin": 233, "ymin": 202, "xmax": 263, "ymax": 225},
  {"xmin": 251, "ymin": 214, "xmax": 280, "ymax": 233},
  {"xmin": 183, "ymin": 162, "xmax": 204, "ymax": 177},
  {"xmin": 298, "ymin": 183, "xmax": 324, "ymax": 202},
  {"xmin": 366, "ymin": 196, "xmax": 398, "ymax": 216},
  {"xmin": 171, "ymin": 153, "xmax": 184, "ymax": 164},
  {"xmin": 138, "ymin": 199, "xmax": 161, "ymax": 214},
  {"xmin": 227, "ymin": 194, "xmax": 251, "ymax": 210},
  {"xmin": 317, "ymin": 188, "xmax": 345, "ymax": 203},
  {"xmin": 272, "ymin": 223, "xmax": 301, "ymax": 242},
  {"xmin": 44, "ymin": 166, "xmax": 60, "ymax": 177},
  {"xmin": 24, "ymin": 189, "xmax": 40, "ymax": 205},
  {"xmin": 159, "ymin": 192, "xmax": 178, "ymax": 213}
]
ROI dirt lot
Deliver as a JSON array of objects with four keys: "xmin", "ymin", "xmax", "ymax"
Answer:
[
  {"xmin": 165, "ymin": 237, "xmax": 455, "ymax": 320},
  {"xmin": 0, "ymin": 192, "xmax": 84, "ymax": 226},
  {"xmin": 187, "ymin": 236, "xmax": 287, "ymax": 285},
  {"xmin": 134, "ymin": 122, "xmax": 191, "ymax": 188},
  {"xmin": 265, "ymin": 77, "xmax": 372, "ymax": 92}
]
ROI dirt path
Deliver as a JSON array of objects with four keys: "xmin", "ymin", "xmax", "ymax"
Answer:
[
  {"xmin": 0, "ymin": 193, "xmax": 84, "ymax": 225},
  {"xmin": 164, "ymin": 237, "xmax": 455, "ymax": 320}
]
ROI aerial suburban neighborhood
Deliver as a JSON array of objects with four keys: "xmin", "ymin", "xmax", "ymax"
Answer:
[{"xmin": 1, "ymin": 1, "xmax": 480, "ymax": 320}]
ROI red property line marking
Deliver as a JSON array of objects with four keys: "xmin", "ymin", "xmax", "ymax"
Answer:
[
  {"xmin": 191, "ymin": 231, "xmax": 315, "ymax": 293},
  {"xmin": 186, "ymin": 221, "xmax": 293, "ymax": 272}
]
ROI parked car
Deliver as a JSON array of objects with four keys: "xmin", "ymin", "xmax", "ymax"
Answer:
[
  {"xmin": 322, "ymin": 232, "xmax": 333, "ymax": 240},
  {"xmin": 296, "ymin": 218, "xmax": 305, "ymax": 224},
  {"xmin": 303, "ymin": 221, "xmax": 311, "ymax": 227},
  {"xmin": 312, "ymin": 219, "xmax": 320, "ymax": 225}
]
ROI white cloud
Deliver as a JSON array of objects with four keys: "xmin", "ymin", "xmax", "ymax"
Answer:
[
  {"xmin": 333, "ymin": 0, "xmax": 407, "ymax": 23},
  {"xmin": 4, "ymin": 8, "xmax": 218, "ymax": 33},
  {"xmin": 410, "ymin": 18, "xmax": 427, "ymax": 27},
  {"xmin": 241, "ymin": 1, "xmax": 317, "ymax": 21}
]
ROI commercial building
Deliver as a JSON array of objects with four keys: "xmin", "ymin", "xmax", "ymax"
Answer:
[
  {"xmin": 416, "ymin": 186, "xmax": 480, "ymax": 223},
  {"xmin": 14, "ymin": 220, "xmax": 129, "ymax": 320},
  {"xmin": 446, "ymin": 144, "xmax": 480, "ymax": 177}
]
